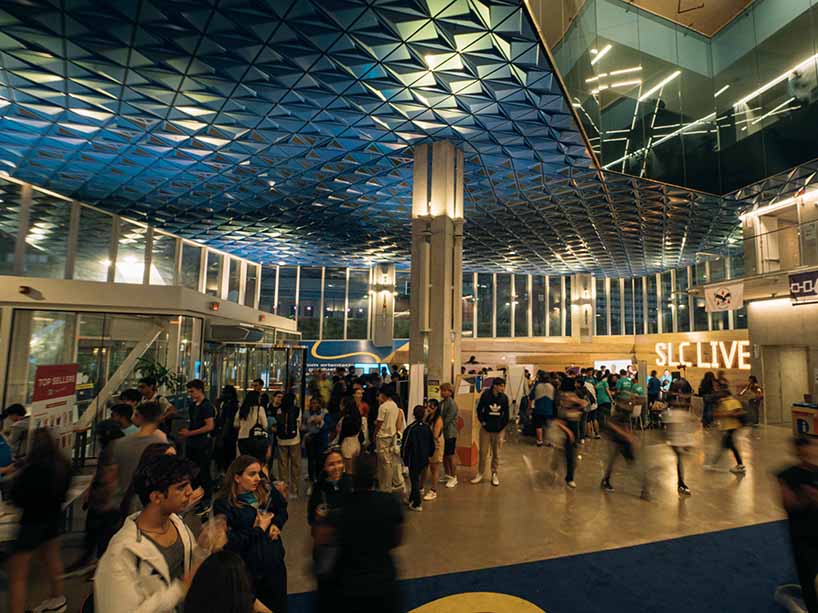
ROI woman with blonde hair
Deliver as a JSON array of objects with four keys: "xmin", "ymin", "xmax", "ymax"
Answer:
[
  {"xmin": 423, "ymin": 399, "xmax": 444, "ymax": 501},
  {"xmin": 214, "ymin": 455, "xmax": 288, "ymax": 613}
]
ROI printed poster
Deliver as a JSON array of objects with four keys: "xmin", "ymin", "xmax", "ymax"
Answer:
[{"xmin": 29, "ymin": 363, "xmax": 78, "ymax": 453}]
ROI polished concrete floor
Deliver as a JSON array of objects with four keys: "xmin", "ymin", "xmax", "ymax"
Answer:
[{"xmin": 14, "ymin": 423, "xmax": 794, "ymax": 611}]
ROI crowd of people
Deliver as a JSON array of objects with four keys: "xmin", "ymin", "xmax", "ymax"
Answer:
[{"xmin": 2, "ymin": 360, "xmax": 817, "ymax": 613}]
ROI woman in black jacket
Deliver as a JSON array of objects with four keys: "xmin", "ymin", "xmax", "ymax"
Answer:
[
  {"xmin": 216, "ymin": 385, "xmax": 239, "ymax": 472},
  {"xmin": 308, "ymin": 447, "xmax": 353, "ymax": 611},
  {"xmin": 214, "ymin": 454, "xmax": 289, "ymax": 613},
  {"xmin": 7, "ymin": 427, "xmax": 73, "ymax": 613}
]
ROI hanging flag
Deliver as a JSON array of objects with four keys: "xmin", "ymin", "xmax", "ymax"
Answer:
[{"xmin": 704, "ymin": 283, "xmax": 744, "ymax": 312}]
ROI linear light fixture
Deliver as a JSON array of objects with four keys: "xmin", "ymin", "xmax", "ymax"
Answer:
[
  {"xmin": 734, "ymin": 52, "xmax": 818, "ymax": 107},
  {"xmin": 713, "ymin": 84, "xmax": 730, "ymax": 98},
  {"xmin": 751, "ymin": 97, "xmax": 795, "ymax": 125},
  {"xmin": 739, "ymin": 187, "xmax": 818, "ymax": 221},
  {"xmin": 609, "ymin": 66, "xmax": 642, "ymax": 76},
  {"xmin": 585, "ymin": 73, "xmax": 607, "ymax": 82},
  {"xmin": 637, "ymin": 70, "xmax": 681, "ymax": 102},
  {"xmin": 611, "ymin": 79, "xmax": 642, "ymax": 88},
  {"xmin": 590, "ymin": 44, "xmax": 612, "ymax": 66}
]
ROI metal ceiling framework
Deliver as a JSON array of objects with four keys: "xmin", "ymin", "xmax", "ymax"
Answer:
[{"xmin": 0, "ymin": 0, "xmax": 746, "ymax": 275}]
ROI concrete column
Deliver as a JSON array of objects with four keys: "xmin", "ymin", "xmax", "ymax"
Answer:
[
  {"xmin": 572, "ymin": 273, "xmax": 594, "ymax": 341},
  {"xmin": 372, "ymin": 263, "xmax": 395, "ymax": 348},
  {"xmin": 409, "ymin": 142, "xmax": 464, "ymax": 384}
]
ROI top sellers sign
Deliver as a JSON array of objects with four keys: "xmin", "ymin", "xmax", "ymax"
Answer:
[{"xmin": 655, "ymin": 340, "xmax": 751, "ymax": 370}]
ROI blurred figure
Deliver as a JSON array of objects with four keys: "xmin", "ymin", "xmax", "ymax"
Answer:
[
  {"xmin": 309, "ymin": 448, "xmax": 353, "ymax": 611},
  {"xmin": 699, "ymin": 371, "xmax": 717, "ymax": 427},
  {"xmin": 216, "ymin": 384, "xmax": 240, "ymax": 472},
  {"xmin": 334, "ymin": 455, "xmax": 404, "ymax": 613},
  {"xmin": 7, "ymin": 428, "xmax": 73, "ymax": 613},
  {"xmin": 739, "ymin": 374, "xmax": 764, "ymax": 427},
  {"xmin": 338, "ymin": 396, "xmax": 363, "ymax": 475},
  {"xmin": 184, "ymin": 550, "xmax": 262, "ymax": 613},
  {"xmin": 402, "ymin": 405, "xmax": 435, "ymax": 511},
  {"xmin": 600, "ymin": 380, "xmax": 645, "ymax": 497},
  {"xmin": 180, "ymin": 379, "xmax": 215, "ymax": 507},
  {"xmin": 705, "ymin": 391, "xmax": 747, "ymax": 474},
  {"xmin": 275, "ymin": 392, "xmax": 302, "ymax": 499},
  {"xmin": 530, "ymin": 370, "xmax": 555, "ymax": 447},
  {"xmin": 251, "ymin": 378, "xmax": 270, "ymax": 410},
  {"xmin": 2, "ymin": 403, "xmax": 29, "ymax": 460},
  {"xmin": 110, "ymin": 403, "xmax": 138, "ymax": 436},
  {"xmin": 778, "ymin": 436, "xmax": 818, "ymax": 613},
  {"xmin": 375, "ymin": 387, "xmax": 404, "ymax": 492},
  {"xmin": 302, "ymin": 396, "xmax": 329, "ymax": 484}
]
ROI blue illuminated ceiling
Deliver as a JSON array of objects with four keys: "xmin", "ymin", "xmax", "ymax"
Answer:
[{"xmin": 0, "ymin": 0, "xmax": 745, "ymax": 275}]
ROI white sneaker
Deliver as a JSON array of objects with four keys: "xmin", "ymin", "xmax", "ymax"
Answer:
[
  {"xmin": 566, "ymin": 480, "xmax": 577, "ymax": 489},
  {"xmin": 423, "ymin": 490, "xmax": 437, "ymax": 501},
  {"xmin": 730, "ymin": 464, "xmax": 746, "ymax": 474},
  {"xmin": 32, "ymin": 596, "xmax": 67, "ymax": 613},
  {"xmin": 408, "ymin": 503, "xmax": 423, "ymax": 512},
  {"xmin": 470, "ymin": 474, "xmax": 483, "ymax": 484},
  {"xmin": 445, "ymin": 476, "xmax": 458, "ymax": 488},
  {"xmin": 439, "ymin": 475, "xmax": 449, "ymax": 484},
  {"xmin": 491, "ymin": 473, "xmax": 500, "ymax": 487}
]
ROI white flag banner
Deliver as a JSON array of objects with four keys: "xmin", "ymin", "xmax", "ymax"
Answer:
[{"xmin": 705, "ymin": 283, "xmax": 744, "ymax": 312}]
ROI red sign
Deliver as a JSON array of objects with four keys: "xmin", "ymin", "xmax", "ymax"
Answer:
[{"xmin": 32, "ymin": 364, "xmax": 78, "ymax": 403}]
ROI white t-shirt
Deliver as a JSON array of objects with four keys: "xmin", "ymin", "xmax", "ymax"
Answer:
[{"xmin": 376, "ymin": 399, "xmax": 400, "ymax": 438}]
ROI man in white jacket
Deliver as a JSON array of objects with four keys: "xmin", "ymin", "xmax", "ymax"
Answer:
[{"xmin": 94, "ymin": 454, "xmax": 225, "ymax": 613}]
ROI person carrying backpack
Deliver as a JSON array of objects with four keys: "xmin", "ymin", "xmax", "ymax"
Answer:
[
  {"xmin": 234, "ymin": 390, "xmax": 269, "ymax": 463},
  {"xmin": 401, "ymin": 405, "xmax": 435, "ymax": 512}
]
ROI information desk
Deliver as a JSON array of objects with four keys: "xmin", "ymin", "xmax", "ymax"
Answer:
[{"xmin": 792, "ymin": 403, "xmax": 818, "ymax": 437}]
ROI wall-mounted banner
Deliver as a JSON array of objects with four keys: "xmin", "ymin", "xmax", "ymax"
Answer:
[
  {"xmin": 29, "ymin": 363, "xmax": 78, "ymax": 452},
  {"xmin": 789, "ymin": 270, "xmax": 818, "ymax": 304},
  {"xmin": 303, "ymin": 340, "xmax": 408, "ymax": 370},
  {"xmin": 704, "ymin": 283, "xmax": 744, "ymax": 312}
]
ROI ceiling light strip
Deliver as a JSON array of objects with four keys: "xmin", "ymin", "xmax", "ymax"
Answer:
[
  {"xmin": 637, "ymin": 71, "xmax": 681, "ymax": 102},
  {"xmin": 590, "ymin": 44, "xmax": 612, "ymax": 66},
  {"xmin": 734, "ymin": 53, "xmax": 818, "ymax": 107}
]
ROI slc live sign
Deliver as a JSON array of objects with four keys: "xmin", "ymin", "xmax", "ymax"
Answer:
[{"xmin": 655, "ymin": 340, "xmax": 751, "ymax": 370}]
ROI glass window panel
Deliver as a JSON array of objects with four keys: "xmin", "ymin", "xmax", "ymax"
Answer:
[
  {"xmin": 694, "ymin": 262, "xmax": 708, "ymax": 286},
  {"xmin": 244, "ymin": 264, "xmax": 258, "ymax": 308},
  {"xmin": 548, "ymin": 277, "xmax": 562, "ymax": 336},
  {"xmin": 532, "ymin": 276, "xmax": 546, "ymax": 336},
  {"xmin": 624, "ymin": 279, "xmax": 634, "ymax": 335},
  {"xmin": 180, "ymin": 242, "xmax": 202, "ymax": 291},
  {"xmin": 595, "ymin": 278, "xmax": 608, "ymax": 336},
  {"xmin": 634, "ymin": 277, "xmax": 644, "ymax": 335},
  {"xmin": 675, "ymin": 268, "xmax": 691, "ymax": 332},
  {"xmin": 322, "ymin": 268, "xmax": 346, "ymax": 340},
  {"xmin": 259, "ymin": 266, "xmax": 276, "ymax": 313},
  {"xmin": 610, "ymin": 280, "xmax": 622, "ymax": 335},
  {"xmin": 24, "ymin": 194, "xmax": 71, "ymax": 279},
  {"xmin": 477, "ymin": 273, "xmax": 493, "ymax": 338},
  {"xmin": 710, "ymin": 257, "xmax": 726, "ymax": 282},
  {"xmin": 149, "ymin": 233, "xmax": 176, "ymax": 286},
  {"xmin": 496, "ymin": 274, "xmax": 511, "ymax": 337},
  {"xmin": 565, "ymin": 277, "xmax": 572, "ymax": 337},
  {"xmin": 394, "ymin": 271, "xmax": 411, "ymax": 339},
  {"xmin": 730, "ymin": 252, "xmax": 744, "ymax": 278},
  {"xmin": 647, "ymin": 275, "xmax": 658, "ymax": 334},
  {"xmin": 205, "ymin": 252, "xmax": 221, "ymax": 297},
  {"xmin": 693, "ymin": 295, "xmax": 709, "ymax": 331},
  {"xmin": 227, "ymin": 258, "xmax": 241, "ymax": 302},
  {"xmin": 661, "ymin": 272, "xmax": 673, "ymax": 332},
  {"xmin": 0, "ymin": 180, "xmax": 21, "ymax": 274},
  {"xmin": 462, "ymin": 272, "xmax": 474, "ymax": 338},
  {"xmin": 277, "ymin": 267, "xmax": 297, "ymax": 319},
  {"xmin": 346, "ymin": 270, "xmax": 369, "ymax": 340},
  {"xmin": 115, "ymin": 221, "xmax": 147, "ymax": 284},
  {"xmin": 734, "ymin": 306, "xmax": 748, "ymax": 329},
  {"xmin": 74, "ymin": 206, "xmax": 113, "ymax": 282},
  {"xmin": 298, "ymin": 267, "xmax": 322, "ymax": 339},
  {"xmin": 712, "ymin": 310, "xmax": 729, "ymax": 331},
  {"xmin": 514, "ymin": 274, "xmax": 529, "ymax": 337}
]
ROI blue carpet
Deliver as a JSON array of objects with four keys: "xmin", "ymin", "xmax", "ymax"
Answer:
[{"xmin": 289, "ymin": 520, "xmax": 798, "ymax": 612}]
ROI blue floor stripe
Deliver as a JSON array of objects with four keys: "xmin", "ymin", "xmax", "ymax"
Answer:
[{"xmin": 289, "ymin": 520, "xmax": 797, "ymax": 612}]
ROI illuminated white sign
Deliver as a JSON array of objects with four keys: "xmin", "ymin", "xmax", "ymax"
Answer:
[{"xmin": 655, "ymin": 340, "xmax": 751, "ymax": 370}]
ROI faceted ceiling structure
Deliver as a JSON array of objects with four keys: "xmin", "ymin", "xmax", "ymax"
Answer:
[{"xmin": 0, "ymin": 0, "xmax": 746, "ymax": 275}]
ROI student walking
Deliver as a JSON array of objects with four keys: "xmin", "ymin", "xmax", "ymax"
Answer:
[
  {"xmin": 705, "ymin": 392, "xmax": 747, "ymax": 474},
  {"xmin": 440, "ymin": 382, "xmax": 459, "ymax": 487},
  {"xmin": 234, "ymin": 390, "xmax": 269, "ymax": 463},
  {"xmin": 302, "ymin": 396, "xmax": 330, "ymax": 484},
  {"xmin": 530, "ymin": 371, "xmax": 555, "ymax": 447},
  {"xmin": 7, "ymin": 428, "xmax": 73, "ymax": 613},
  {"xmin": 275, "ymin": 392, "xmax": 302, "ymax": 498},
  {"xmin": 423, "ymin": 399, "xmax": 444, "ymax": 502},
  {"xmin": 471, "ymin": 378, "xmax": 510, "ymax": 487},
  {"xmin": 402, "ymin": 405, "xmax": 435, "ymax": 511},
  {"xmin": 180, "ymin": 379, "xmax": 215, "ymax": 505}
]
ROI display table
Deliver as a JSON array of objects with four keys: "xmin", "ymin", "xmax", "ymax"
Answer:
[{"xmin": 792, "ymin": 403, "xmax": 818, "ymax": 437}]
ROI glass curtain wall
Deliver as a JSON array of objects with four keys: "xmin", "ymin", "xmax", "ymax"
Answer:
[
  {"xmin": 150, "ymin": 233, "xmax": 177, "ymax": 286},
  {"xmin": 660, "ymin": 272, "xmax": 673, "ymax": 333},
  {"xmin": 244, "ymin": 264, "xmax": 258, "ymax": 308},
  {"xmin": 496, "ymin": 274, "xmax": 512, "ymax": 337},
  {"xmin": 322, "ymin": 268, "xmax": 346, "ymax": 339},
  {"xmin": 514, "ymin": 274, "xmax": 529, "ymax": 337},
  {"xmin": 595, "ymin": 278, "xmax": 608, "ymax": 335},
  {"xmin": 462, "ymin": 272, "xmax": 475, "ymax": 338},
  {"xmin": 0, "ymin": 181, "xmax": 21, "ymax": 275},
  {"xmin": 548, "ymin": 277, "xmax": 562, "ymax": 336},
  {"xmin": 532, "ymin": 276, "xmax": 547, "ymax": 336},
  {"xmin": 610, "ymin": 279, "xmax": 622, "ymax": 334},
  {"xmin": 675, "ymin": 268, "xmax": 691, "ymax": 332},
  {"xmin": 550, "ymin": 0, "xmax": 818, "ymax": 193},
  {"xmin": 477, "ymin": 273, "xmax": 493, "ymax": 338},
  {"xmin": 277, "ymin": 267, "xmax": 297, "ymax": 320},
  {"xmin": 74, "ymin": 207, "xmax": 113, "ymax": 282},
  {"xmin": 646, "ymin": 275, "xmax": 658, "ymax": 333},
  {"xmin": 115, "ymin": 221, "xmax": 147, "ymax": 284},
  {"xmin": 346, "ymin": 270, "xmax": 369, "ymax": 339},
  {"xmin": 227, "ymin": 258, "xmax": 241, "ymax": 302},
  {"xmin": 298, "ymin": 267, "xmax": 322, "ymax": 339},
  {"xmin": 394, "ymin": 271, "xmax": 411, "ymax": 339},
  {"xmin": 205, "ymin": 252, "xmax": 221, "ymax": 297},
  {"xmin": 23, "ymin": 192, "xmax": 71, "ymax": 279}
]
